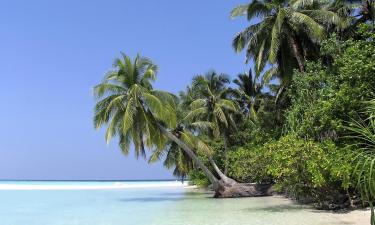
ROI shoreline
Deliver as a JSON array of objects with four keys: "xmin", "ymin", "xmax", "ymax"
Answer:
[{"xmin": 0, "ymin": 181, "xmax": 190, "ymax": 190}]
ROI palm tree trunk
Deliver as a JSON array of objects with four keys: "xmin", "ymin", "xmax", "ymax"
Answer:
[
  {"xmin": 155, "ymin": 123, "xmax": 220, "ymax": 189},
  {"xmin": 156, "ymin": 121, "xmax": 274, "ymax": 198},
  {"xmin": 223, "ymin": 134, "xmax": 229, "ymax": 175},
  {"xmin": 289, "ymin": 34, "xmax": 305, "ymax": 72},
  {"xmin": 209, "ymin": 157, "xmax": 237, "ymax": 185}
]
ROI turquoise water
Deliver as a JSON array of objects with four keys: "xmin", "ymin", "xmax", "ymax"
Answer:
[{"xmin": 0, "ymin": 181, "xmax": 364, "ymax": 225}]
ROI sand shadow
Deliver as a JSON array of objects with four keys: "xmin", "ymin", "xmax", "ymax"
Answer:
[
  {"xmin": 243, "ymin": 204, "xmax": 310, "ymax": 213},
  {"xmin": 118, "ymin": 197, "xmax": 184, "ymax": 203},
  {"xmin": 117, "ymin": 191, "xmax": 213, "ymax": 203}
]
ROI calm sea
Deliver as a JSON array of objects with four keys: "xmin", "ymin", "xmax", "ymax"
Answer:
[{"xmin": 0, "ymin": 181, "xmax": 366, "ymax": 225}]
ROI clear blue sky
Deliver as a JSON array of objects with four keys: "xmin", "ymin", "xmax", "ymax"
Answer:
[{"xmin": 0, "ymin": 0, "xmax": 249, "ymax": 180}]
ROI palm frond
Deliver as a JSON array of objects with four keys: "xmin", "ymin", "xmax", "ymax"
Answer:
[
  {"xmin": 246, "ymin": 0, "xmax": 271, "ymax": 20},
  {"xmin": 290, "ymin": 11, "xmax": 325, "ymax": 40},
  {"xmin": 269, "ymin": 8, "xmax": 286, "ymax": 63},
  {"xmin": 214, "ymin": 106, "xmax": 228, "ymax": 127},
  {"xmin": 230, "ymin": 4, "xmax": 249, "ymax": 18},
  {"xmin": 184, "ymin": 107, "xmax": 207, "ymax": 122},
  {"xmin": 93, "ymin": 83, "xmax": 126, "ymax": 98}
]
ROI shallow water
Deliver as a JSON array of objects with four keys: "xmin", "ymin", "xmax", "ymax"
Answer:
[{"xmin": 0, "ymin": 181, "xmax": 367, "ymax": 225}]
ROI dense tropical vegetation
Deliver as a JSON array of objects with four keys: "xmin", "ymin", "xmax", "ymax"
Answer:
[{"xmin": 94, "ymin": 0, "xmax": 375, "ymax": 223}]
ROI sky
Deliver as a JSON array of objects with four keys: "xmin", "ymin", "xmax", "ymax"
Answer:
[{"xmin": 0, "ymin": 0, "xmax": 249, "ymax": 180}]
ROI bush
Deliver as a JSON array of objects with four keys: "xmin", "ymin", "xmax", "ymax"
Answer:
[
  {"xmin": 228, "ymin": 134, "xmax": 353, "ymax": 206},
  {"xmin": 228, "ymin": 146, "xmax": 270, "ymax": 183},
  {"xmin": 285, "ymin": 25, "xmax": 375, "ymax": 140},
  {"xmin": 264, "ymin": 135, "xmax": 352, "ymax": 202},
  {"xmin": 188, "ymin": 170, "xmax": 210, "ymax": 187}
]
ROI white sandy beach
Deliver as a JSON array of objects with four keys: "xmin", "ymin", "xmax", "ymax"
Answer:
[{"xmin": 317, "ymin": 209, "xmax": 372, "ymax": 225}]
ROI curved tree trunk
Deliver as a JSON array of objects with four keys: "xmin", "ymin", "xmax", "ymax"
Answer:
[
  {"xmin": 156, "ymin": 122, "xmax": 273, "ymax": 198},
  {"xmin": 155, "ymin": 123, "xmax": 219, "ymax": 189},
  {"xmin": 209, "ymin": 157, "xmax": 237, "ymax": 185}
]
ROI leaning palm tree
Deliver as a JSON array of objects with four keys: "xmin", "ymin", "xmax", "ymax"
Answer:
[
  {"xmin": 231, "ymin": 0, "xmax": 347, "ymax": 86},
  {"xmin": 93, "ymin": 53, "xmax": 219, "ymax": 188},
  {"xmin": 149, "ymin": 121, "xmax": 218, "ymax": 183},
  {"xmin": 185, "ymin": 71, "xmax": 239, "ymax": 177},
  {"xmin": 94, "ymin": 53, "xmax": 273, "ymax": 198},
  {"xmin": 179, "ymin": 87, "xmax": 237, "ymax": 184},
  {"xmin": 347, "ymin": 100, "xmax": 375, "ymax": 225}
]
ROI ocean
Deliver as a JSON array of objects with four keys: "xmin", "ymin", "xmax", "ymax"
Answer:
[{"xmin": 0, "ymin": 181, "xmax": 368, "ymax": 225}]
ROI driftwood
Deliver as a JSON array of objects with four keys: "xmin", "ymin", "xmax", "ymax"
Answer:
[{"xmin": 214, "ymin": 182, "xmax": 275, "ymax": 198}]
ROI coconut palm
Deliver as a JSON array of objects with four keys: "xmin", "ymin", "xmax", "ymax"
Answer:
[
  {"xmin": 231, "ymin": 0, "xmax": 347, "ymax": 86},
  {"xmin": 93, "ymin": 53, "xmax": 220, "ymax": 188},
  {"xmin": 233, "ymin": 69, "xmax": 262, "ymax": 120},
  {"xmin": 184, "ymin": 71, "xmax": 239, "ymax": 177}
]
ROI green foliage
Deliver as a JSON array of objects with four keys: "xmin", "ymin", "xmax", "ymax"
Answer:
[
  {"xmin": 228, "ymin": 133, "xmax": 353, "ymax": 203},
  {"xmin": 285, "ymin": 25, "xmax": 375, "ymax": 140},
  {"xmin": 187, "ymin": 149, "xmax": 212, "ymax": 187},
  {"xmin": 232, "ymin": 70, "xmax": 262, "ymax": 119},
  {"xmin": 188, "ymin": 170, "xmax": 210, "ymax": 187},
  {"xmin": 209, "ymin": 117, "xmax": 275, "ymax": 182},
  {"xmin": 184, "ymin": 71, "xmax": 239, "ymax": 137},
  {"xmin": 182, "ymin": 71, "xmax": 240, "ymax": 174},
  {"xmin": 347, "ymin": 99, "xmax": 375, "ymax": 224},
  {"xmin": 229, "ymin": 119, "xmax": 274, "ymax": 148},
  {"xmin": 228, "ymin": 146, "xmax": 270, "ymax": 183},
  {"xmin": 264, "ymin": 135, "xmax": 352, "ymax": 197},
  {"xmin": 231, "ymin": 0, "xmax": 347, "ymax": 85}
]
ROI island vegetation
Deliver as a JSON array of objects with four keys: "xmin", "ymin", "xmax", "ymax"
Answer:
[{"xmin": 93, "ymin": 0, "xmax": 375, "ymax": 224}]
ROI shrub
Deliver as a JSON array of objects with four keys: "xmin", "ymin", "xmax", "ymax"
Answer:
[
  {"xmin": 285, "ymin": 25, "xmax": 375, "ymax": 140},
  {"xmin": 188, "ymin": 170, "xmax": 210, "ymax": 187},
  {"xmin": 264, "ymin": 135, "xmax": 352, "ymax": 201},
  {"xmin": 228, "ymin": 146, "xmax": 270, "ymax": 183}
]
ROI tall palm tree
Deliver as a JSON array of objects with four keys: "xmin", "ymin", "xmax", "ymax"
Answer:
[
  {"xmin": 184, "ymin": 71, "xmax": 239, "ymax": 177},
  {"xmin": 93, "ymin": 53, "xmax": 220, "ymax": 188},
  {"xmin": 231, "ymin": 0, "xmax": 346, "ymax": 86}
]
